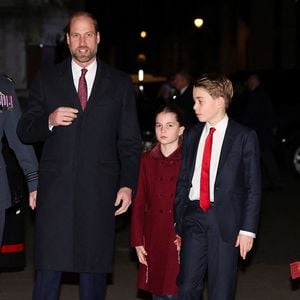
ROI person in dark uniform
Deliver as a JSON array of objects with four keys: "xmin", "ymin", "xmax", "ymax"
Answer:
[
  {"xmin": 242, "ymin": 73, "xmax": 282, "ymax": 189},
  {"xmin": 0, "ymin": 73, "xmax": 38, "ymax": 247},
  {"xmin": 172, "ymin": 70, "xmax": 198, "ymax": 128}
]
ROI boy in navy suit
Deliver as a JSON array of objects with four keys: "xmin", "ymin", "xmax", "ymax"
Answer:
[{"xmin": 174, "ymin": 73, "xmax": 261, "ymax": 299}]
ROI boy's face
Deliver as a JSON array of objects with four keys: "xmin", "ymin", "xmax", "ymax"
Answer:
[{"xmin": 193, "ymin": 87, "xmax": 225, "ymax": 125}]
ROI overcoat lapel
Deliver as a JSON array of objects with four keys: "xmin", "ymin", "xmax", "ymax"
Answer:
[
  {"xmin": 57, "ymin": 59, "xmax": 82, "ymax": 111},
  {"xmin": 56, "ymin": 58, "xmax": 112, "ymax": 113},
  {"xmin": 85, "ymin": 59, "xmax": 111, "ymax": 112}
]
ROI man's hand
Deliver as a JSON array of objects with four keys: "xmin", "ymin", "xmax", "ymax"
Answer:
[
  {"xmin": 235, "ymin": 234, "xmax": 254, "ymax": 260},
  {"xmin": 135, "ymin": 245, "xmax": 148, "ymax": 266},
  {"xmin": 114, "ymin": 187, "xmax": 132, "ymax": 215},
  {"xmin": 49, "ymin": 107, "xmax": 78, "ymax": 127},
  {"xmin": 29, "ymin": 190, "xmax": 37, "ymax": 210}
]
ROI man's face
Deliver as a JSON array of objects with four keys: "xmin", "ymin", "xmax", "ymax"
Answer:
[
  {"xmin": 247, "ymin": 75, "xmax": 259, "ymax": 91},
  {"xmin": 173, "ymin": 74, "xmax": 187, "ymax": 91},
  {"xmin": 67, "ymin": 15, "xmax": 100, "ymax": 67}
]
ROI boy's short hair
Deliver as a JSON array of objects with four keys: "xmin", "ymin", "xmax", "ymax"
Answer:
[{"xmin": 193, "ymin": 73, "xmax": 234, "ymax": 108}]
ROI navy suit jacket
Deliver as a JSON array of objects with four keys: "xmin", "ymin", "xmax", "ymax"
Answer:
[{"xmin": 174, "ymin": 118, "xmax": 261, "ymax": 243}]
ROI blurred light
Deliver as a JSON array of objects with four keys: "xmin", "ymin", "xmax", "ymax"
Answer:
[
  {"xmin": 139, "ymin": 85, "xmax": 144, "ymax": 92},
  {"xmin": 138, "ymin": 69, "xmax": 144, "ymax": 81},
  {"xmin": 136, "ymin": 53, "xmax": 147, "ymax": 63},
  {"xmin": 140, "ymin": 31, "xmax": 147, "ymax": 38},
  {"xmin": 39, "ymin": 43, "xmax": 44, "ymax": 48},
  {"xmin": 194, "ymin": 18, "xmax": 204, "ymax": 28}
]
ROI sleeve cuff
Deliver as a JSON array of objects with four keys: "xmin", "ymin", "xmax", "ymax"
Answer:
[
  {"xmin": 239, "ymin": 230, "xmax": 256, "ymax": 238},
  {"xmin": 25, "ymin": 171, "xmax": 38, "ymax": 192}
]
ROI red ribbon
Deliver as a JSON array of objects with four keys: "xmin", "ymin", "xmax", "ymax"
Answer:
[{"xmin": 0, "ymin": 243, "xmax": 24, "ymax": 253}]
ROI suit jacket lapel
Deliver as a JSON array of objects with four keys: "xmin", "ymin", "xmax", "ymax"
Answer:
[
  {"xmin": 188, "ymin": 124, "xmax": 204, "ymax": 182},
  {"xmin": 216, "ymin": 119, "xmax": 235, "ymax": 177}
]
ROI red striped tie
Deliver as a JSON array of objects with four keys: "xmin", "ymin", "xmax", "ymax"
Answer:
[
  {"xmin": 78, "ymin": 68, "xmax": 88, "ymax": 110},
  {"xmin": 200, "ymin": 127, "xmax": 216, "ymax": 212}
]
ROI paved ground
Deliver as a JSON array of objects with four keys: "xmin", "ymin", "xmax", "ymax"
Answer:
[{"xmin": 1, "ymin": 172, "xmax": 300, "ymax": 299}]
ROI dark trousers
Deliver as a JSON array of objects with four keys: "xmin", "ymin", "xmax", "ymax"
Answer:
[
  {"xmin": 32, "ymin": 270, "xmax": 107, "ymax": 300},
  {"xmin": 177, "ymin": 202, "xmax": 239, "ymax": 300}
]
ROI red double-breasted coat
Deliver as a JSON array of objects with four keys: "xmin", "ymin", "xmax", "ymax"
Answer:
[{"xmin": 131, "ymin": 144, "xmax": 182, "ymax": 296}]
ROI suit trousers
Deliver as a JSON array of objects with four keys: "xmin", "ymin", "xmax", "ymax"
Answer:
[
  {"xmin": 177, "ymin": 201, "xmax": 239, "ymax": 300},
  {"xmin": 32, "ymin": 270, "xmax": 107, "ymax": 300}
]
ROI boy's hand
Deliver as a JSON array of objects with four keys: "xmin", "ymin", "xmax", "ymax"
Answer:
[
  {"xmin": 235, "ymin": 234, "xmax": 254, "ymax": 260},
  {"xmin": 174, "ymin": 235, "xmax": 182, "ymax": 251}
]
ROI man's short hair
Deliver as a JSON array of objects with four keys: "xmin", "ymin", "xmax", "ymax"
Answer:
[{"xmin": 65, "ymin": 11, "xmax": 99, "ymax": 34}]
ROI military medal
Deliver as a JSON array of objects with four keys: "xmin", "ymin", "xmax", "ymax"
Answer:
[{"xmin": 0, "ymin": 92, "xmax": 14, "ymax": 112}]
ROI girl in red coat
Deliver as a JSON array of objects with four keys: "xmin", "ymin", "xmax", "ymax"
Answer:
[{"xmin": 131, "ymin": 104, "xmax": 185, "ymax": 300}]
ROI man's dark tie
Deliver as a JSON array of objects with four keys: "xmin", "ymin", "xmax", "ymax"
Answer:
[
  {"xmin": 78, "ymin": 68, "xmax": 88, "ymax": 111},
  {"xmin": 200, "ymin": 127, "xmax": 216, "ymax": 212}
]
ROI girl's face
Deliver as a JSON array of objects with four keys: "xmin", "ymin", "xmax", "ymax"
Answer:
[{"xmin": 155, "ymin": 112, "xmax": 184, "ymax": 146}]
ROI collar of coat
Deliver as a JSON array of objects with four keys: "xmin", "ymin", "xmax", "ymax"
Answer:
[{"xmin": 150, "ymin": 143, "xmax": 182, "ymax": 161}]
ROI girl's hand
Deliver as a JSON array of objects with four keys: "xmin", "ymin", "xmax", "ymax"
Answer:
[
  {"xmin": 174, "ymin": 235, "xmax": 181, "ymax": 251},
  {"xmin": 135, "ymin": 245, "xmax": 148, "ymax": 266}
]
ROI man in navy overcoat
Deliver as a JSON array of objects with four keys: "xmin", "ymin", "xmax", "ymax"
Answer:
[{"xmin": 17, "ymin": 11, "xmax": 141, "ymax": 299}]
